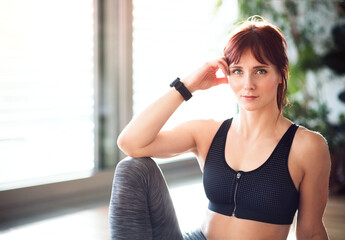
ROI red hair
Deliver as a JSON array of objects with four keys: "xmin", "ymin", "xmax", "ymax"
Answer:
[{"xmin": 223, "ymin": 17, "xmax": 289, "ymax": 113}]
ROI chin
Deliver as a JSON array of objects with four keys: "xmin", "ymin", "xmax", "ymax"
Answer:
[
  {"xmin": 239, "ymin": 106, "xmax": 259, "ymax": 112},
  {"xmin": 238, "ymin": 103, "xmax": 261, "ymax": 112}
]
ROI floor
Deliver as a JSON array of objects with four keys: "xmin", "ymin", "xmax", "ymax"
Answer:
[{"xmin": 1, "ymin": 180, "xmax": 344, "ymax": 240}]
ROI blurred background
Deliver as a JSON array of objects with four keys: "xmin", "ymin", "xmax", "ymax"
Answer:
[{"xmin": 0, "ymin": 0, "xmax": 344, "ymax": 239}]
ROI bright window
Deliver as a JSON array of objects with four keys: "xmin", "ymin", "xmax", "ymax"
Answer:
[
  {"xmin": 0, "ymin": 0, "xmax": 95, "ymax": 190},
  {"xmin": 132, "ymin": 0, "xmax": 239, "ymax": 133}
]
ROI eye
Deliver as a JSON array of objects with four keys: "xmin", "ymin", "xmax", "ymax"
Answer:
[
  {"xmin": 256, "ymin": 69, "xmax": 267, "ymax": 75},
  {"xmin": 232, "ymin": 69, "xmax": 242, "ymax": 75}
]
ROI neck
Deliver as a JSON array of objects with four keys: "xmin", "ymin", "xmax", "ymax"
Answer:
[{"xmin": 234, "ymin": 106, "xmax": 282, "ymax": 140}]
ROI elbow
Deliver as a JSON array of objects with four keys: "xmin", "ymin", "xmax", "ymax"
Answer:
[
  {"xmin": 117, "ymin": 134, "xmax": 131, "ymax": 156},
  {"xmin": 116, "ymin": 133, "xmax": 126, "ymax": 151},
  {"xmin": 117, "ymin": 134, "xmax": 143, "ymax": 158}
]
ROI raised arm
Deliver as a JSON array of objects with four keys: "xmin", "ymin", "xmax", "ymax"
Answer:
[{"xmin": 117, "ymin": 58, "xmax": 229, "ymax": 158}]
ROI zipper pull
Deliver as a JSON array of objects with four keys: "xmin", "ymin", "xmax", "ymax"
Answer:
[{"xmin": 232, "ymin": 172, "xmax": 242, "ymax": 217}]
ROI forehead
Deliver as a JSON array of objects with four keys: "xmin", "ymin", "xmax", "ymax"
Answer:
[{"xmin": 230, "ymin": 49, "xmax": 271, "ymax": 67}]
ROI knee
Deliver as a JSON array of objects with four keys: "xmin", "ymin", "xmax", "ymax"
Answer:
[
  {"xmin": 114, "ymin": 157, "xmax": 161, "ymax": 182},
  {"xmin": 115, "ymin": 157, "xmax": 157, "ymax": 173}
]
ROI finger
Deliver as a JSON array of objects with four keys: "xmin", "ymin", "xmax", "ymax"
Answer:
[
  {"xmin": 217, "ymin": 58, "xmax": 229, "ymax": 77},
  {"xmin": 218, "ymin": 57, "xmax": 228, "ymax": 67},
  {"xmin": 218, "ymin": 57, "xmax": 229, "ymax": 75},
  {"xmin": 215, "ymin": 76, "xmax": 229, "ymax": 85}
]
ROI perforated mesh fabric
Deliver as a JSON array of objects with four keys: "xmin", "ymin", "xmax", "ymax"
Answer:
[{"xmin": 203, "ymin": 119, "xmax": 299, "ymax": 225}]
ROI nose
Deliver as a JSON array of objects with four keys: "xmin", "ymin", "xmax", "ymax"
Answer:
[{"xmin": 243, "ymin": 74, "xmax": 255, "ymax": 90}]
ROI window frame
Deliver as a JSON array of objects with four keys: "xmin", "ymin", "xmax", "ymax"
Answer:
[
  {"xmin": 0, "ymin": 0, "xmax": 132, "ymax": 226},
  {"xmin": 0, "ymin": 0, "xmax": 200, "ymax": 228}
]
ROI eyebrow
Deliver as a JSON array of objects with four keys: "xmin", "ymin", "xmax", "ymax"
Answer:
[{"xmin": 230, "ymin": 65, "xmax": 270, "ymax": 69}]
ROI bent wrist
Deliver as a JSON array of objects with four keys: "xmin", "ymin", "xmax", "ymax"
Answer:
[{"xmin": 180, "ymin": 78, "xmax": 197, "ymax": 93}]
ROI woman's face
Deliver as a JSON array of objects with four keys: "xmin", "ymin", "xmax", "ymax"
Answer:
[{"xmin": 228, "ymin": 49, "xmax": 282, "ymax": 112}]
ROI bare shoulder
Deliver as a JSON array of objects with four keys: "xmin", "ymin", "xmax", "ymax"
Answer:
[
  {"xmin": 184, "ymin": 118, "xmax": 225, "ymax": 166},
  {"xmin": 294, "ymin": 125, "xmax": 329, "ymax": 155},
  {"xmin": 295, "ymin": 126, "xmax": 328, "ymax": 149},
  {"xmin": 186, "ymin": 119, "xmax": 224, "ymax": 145},
  {"xmin": 292, "ymin": 125, "xmax": 331, "ymax": 171}
]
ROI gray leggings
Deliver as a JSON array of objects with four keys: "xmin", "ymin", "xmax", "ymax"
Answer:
[{"xmin": 109, "ymin": 157, "xmax": 207, "ymax": 240}]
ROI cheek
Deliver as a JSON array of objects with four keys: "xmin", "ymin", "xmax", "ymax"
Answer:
[
  {"xmin": 263, "ymin": 80, "xmax": 279, "ymax": 92},
  {"xmin": 259, "ymin": 79, "xmax": 280, "ymax": 101},
  {"xmin": 229, "ymin": 80, "xmax": 242, "ymax": 93}
]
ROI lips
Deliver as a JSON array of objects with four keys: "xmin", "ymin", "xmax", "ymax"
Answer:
[{"xmin": 241, "ymin": 95, "xmax": 258, "ymax": 100}]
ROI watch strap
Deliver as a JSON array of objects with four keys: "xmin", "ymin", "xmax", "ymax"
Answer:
[{"xmin": 170, "ymin": 78, "xmax": 192, "ymax": 101}]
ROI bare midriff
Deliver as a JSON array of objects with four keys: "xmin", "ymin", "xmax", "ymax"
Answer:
[{"xmin": 201, "ymin": 209, "xmax": 291, "ymax": 240}]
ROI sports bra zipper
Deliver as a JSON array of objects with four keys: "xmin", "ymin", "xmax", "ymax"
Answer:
[{"xmin": 232, "ymin": 172, "xmax": 242, "ymax": 217}]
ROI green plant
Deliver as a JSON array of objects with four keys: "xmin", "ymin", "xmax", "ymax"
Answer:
[{"xmin": 215, "ymin": 0, "xmax": 345, "ymax": 152}]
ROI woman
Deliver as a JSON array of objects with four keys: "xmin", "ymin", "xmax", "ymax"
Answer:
[{"xmin": 111, "ymin": 17, "xmax": 331, "ymax": 240}]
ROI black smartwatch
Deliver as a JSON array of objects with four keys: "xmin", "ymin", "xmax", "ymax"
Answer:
[{"xmin": 170, "ymin": 78, "xmax": 193, "ymax": 101}]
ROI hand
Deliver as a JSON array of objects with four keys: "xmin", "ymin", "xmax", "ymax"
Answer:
[{"xmin": 182, "ymin": 57, "xmax": 229, "ymax": 93}]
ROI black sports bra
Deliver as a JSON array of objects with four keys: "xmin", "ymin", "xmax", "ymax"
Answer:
[{"xmin": 203, "ymin": 118, "xmax": 299, "ymax": 225}]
